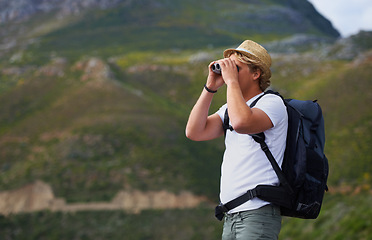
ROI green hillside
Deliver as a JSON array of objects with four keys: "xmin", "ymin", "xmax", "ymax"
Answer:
[
  {"xmin": 2, "ymin": 0, "xmax": 338, "ymax": 65},
  {"xmin": 0, "ymin": 56, "xmax": 224, "ymax": 202},
  {"xmin": 1, "ymin": 0, "xmax": 372, "ymax": 239}
]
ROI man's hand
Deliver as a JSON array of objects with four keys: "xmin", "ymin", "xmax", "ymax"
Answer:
[
  {"xmin": 218, "ymin": 58, "xmax": 239, "ymax": 86},
  {"xmin": 205, "ymin": 61, "xmax": 225, "ymax": 92}
]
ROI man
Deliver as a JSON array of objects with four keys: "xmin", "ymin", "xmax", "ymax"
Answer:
[{"xmin": 185, "ymin": 40, "xmax": 288, "ymax": 239}]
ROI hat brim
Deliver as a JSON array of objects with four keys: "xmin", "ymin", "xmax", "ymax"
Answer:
[{"xmin": 223, "ymin": 48, "xmax": 271, "ymax": 80}]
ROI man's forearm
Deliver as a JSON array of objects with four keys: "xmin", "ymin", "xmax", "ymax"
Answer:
[
  {"xmin": 227, "ymin": 82, "xmax": 252, "ymax": 124},
  {"xmin": 185, "ymin": 88, "xmax": 215, "ymax": 140}
]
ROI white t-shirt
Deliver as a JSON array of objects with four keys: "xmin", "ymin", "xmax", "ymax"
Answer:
[{"xmin": 216, "ymin": 92, "xmax": 288, "ymax": 213}]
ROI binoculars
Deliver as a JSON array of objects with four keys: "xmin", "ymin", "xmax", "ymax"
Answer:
[
  {"xmin": 211, "ymin": 63, "xmax": 222, "ymax": 74},
  {"xmin": 211, "ymin": 62, "xmax": 239, "ymax": 75}
]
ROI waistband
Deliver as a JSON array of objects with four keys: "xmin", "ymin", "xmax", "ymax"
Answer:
[{"xmin": 225, "ymin": 204, "xmax": 280, "ymax": 219}]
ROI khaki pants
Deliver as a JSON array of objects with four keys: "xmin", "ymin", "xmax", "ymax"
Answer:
[{"xmin": 222, "ymin": 205, "xmax": 282, "ymax": 240}]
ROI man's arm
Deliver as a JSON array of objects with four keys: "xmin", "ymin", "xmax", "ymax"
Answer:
[
  {"xmin": 185, "ymin": 62, "xmax": 225, "ymax": 141},
  {"xmin": 185, "ymin": 88, "xmax": 224, "ymax": 141},
  {"xmin": 226, "ymin": 81, "xmax": 273, "ymax": 134},
  {"xmin": 219, "ymin": 57, "xmax": 273, "ymax": 134}
]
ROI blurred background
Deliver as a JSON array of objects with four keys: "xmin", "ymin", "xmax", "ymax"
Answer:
[{"xmin": 0, "ymin": 0, "xmax": 371, "ymax": 239}]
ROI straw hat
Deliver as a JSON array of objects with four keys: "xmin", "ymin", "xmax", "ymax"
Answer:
[{"xmin": 223, "ymin": 40, "xmax": 272, "ymax": 81}]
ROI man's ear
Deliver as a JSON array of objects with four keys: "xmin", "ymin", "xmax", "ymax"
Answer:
[{"xmin": 253, "ymin": 69, "xmax": 261, "ymax": 80}]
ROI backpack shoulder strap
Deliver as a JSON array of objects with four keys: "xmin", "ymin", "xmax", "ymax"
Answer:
[
  {"xmin": 223, "ymin": 108, "xmax": 233, "ymax": 137},
  {"xmin": 249, "ymin": 90, "xmax": 294, "ymax": 195},
  {"xmin": 250, "ymin": 133, "xmax": 294, "ymax": 196}
]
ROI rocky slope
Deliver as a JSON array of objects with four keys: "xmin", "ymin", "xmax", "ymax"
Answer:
[
  {"xmin": 0, "ymin": 0, "xmax": 340, "ymax": 63},
  {"xmin": 0, "ymin": 0, "xmax": 124, "ymax": 23},
  {"xmin": 0, "ymin": 181, "xmax": 208, "ymax": 215}
]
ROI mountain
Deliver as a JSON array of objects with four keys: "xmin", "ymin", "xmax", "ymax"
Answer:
[
  {"xmin": 1, "ymin": 0, "xmax": 372, "ymax": 239},
  {"xmin": 0, "ymin": 0, "xmax": 340, "ymax": 37},
  {"xmin": 1, "ymin": 0, "xmax": 339, "ymax": 63}
]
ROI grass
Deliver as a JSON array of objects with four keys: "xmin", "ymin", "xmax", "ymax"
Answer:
[
  {"xmin": 280, "ymin": 193, "xmax": 372, "ymax": 240},
  {"xmin": 0, "ymin": 208, "xmax": 223, "ymax": 240},
  {"xmin": 1, "ymin": 193, "xmax": 371, "ymax": 240},
  {"xmin": 313, "ymin": 60, "xmax": 372, "ymax": 186}
]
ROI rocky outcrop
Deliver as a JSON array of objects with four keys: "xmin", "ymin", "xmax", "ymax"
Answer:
[
  {"xmin": 0, "ymin": 0, "xmax": 125, "ymax": 24},
  {"xmin": 0, "ymin": 181, "xmax": 209, "ymax": 216},
  {"xmin": 324, "ymin": 31, "xmax": 372, "ymax": 60},
  {"xmin": 0, "ymin": 180, "xmax": 58, "ymax": 215},
  {"xmin": 73, "ymin": 57, "xmax": 113, "ymax": 82},
  {"xmin": 264, "ymin": 34, "xmax": 335, "ymax": 54}
]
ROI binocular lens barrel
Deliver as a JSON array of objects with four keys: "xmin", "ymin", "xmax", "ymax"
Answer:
[
  {"xmin": 212, "ymin": 63, "xmax": 221, "ymax": 74},
  {"xmin": 211, "ymin": 63, "xmax": 239, "ymax": 74}
]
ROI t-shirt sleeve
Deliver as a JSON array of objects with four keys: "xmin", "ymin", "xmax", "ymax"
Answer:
[
  {"xmin": 253, "ymin": 94, "xmax": 286, "ymax": 127},
  {"xmin": 216, "ymin": 103, "xmax": 228, "ymax": 122}
]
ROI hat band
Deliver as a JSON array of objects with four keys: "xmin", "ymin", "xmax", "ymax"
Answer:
[{"xmin": 235, "ymin": 47, "xmax": 254, "ymax": 56}]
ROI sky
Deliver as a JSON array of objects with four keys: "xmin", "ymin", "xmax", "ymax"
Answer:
[{"xmin": 308, "ymin": 0, "xmax": 372, "ymax": 37}]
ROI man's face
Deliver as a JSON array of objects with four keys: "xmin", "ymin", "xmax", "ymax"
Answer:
[{"xmin": 229, "ymin": 54, "xmax": 260, "ymax": 91}]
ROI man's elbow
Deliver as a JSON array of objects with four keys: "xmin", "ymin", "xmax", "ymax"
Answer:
[
  {"xmin": 231, "ymin": 120, "xmax": 255, "ymax": 134},
  {"xmin": 185, "ymin": 129, "xmax": 203, "ymax": 141},
  {"xmin": 185, "ymin": 129, "xmax": 197, "ymax": 141},
  {"xmin": 230, "ymin": 119, "xmax": 247, "ymax": 133},
  {"xmin": 185, "ymin": 129, "xmax": 193, "ymax": 140}
]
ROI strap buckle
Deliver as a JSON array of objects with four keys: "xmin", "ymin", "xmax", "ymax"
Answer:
[
  {"xmin": 215, "ymin": 203, "xmax": 228, "ymax": 221},
  {"xmin": 247, "ymin": 189, "xmax": 257, "ymax": 199}
]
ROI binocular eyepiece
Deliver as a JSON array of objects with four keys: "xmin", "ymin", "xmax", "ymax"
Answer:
[
  {"xmin": 211, "ymin": 63, "xmax": 221, "ymax": 74},
  {"xmin": 211, "ymin": 62, "xmax": 239, "ymax": 75}
]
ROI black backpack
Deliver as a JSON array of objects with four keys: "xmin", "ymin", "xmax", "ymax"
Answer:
[{"xmin": 215, "ymin": 90, "xmax": 329, "ymax": 220}]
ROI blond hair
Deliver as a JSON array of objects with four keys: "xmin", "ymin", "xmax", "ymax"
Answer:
[{"xmin": 227, "ymin": 52, "xmax": 271, "ymax": 91}]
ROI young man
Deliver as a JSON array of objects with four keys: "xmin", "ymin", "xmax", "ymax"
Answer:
[{"xmin": 186, "ymin": 40, "xmax": 288, "ymax": 239}]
